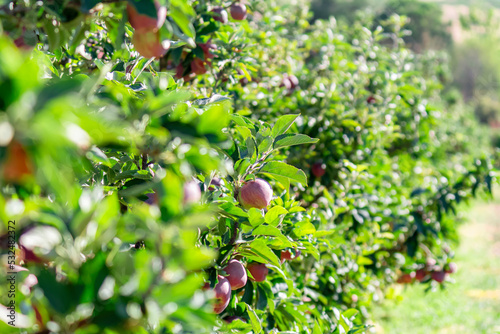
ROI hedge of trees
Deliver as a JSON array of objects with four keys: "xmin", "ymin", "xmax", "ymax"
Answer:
[{"xmin": 0, "ymin": 0, "xmax": 496, "ymax": 333}]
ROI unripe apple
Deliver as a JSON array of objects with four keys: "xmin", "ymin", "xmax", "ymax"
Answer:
[
  {"xmin": 132, "ymin": 30, "xmax": 167, "ymax": 58},
  {"xmin": 191, "ymin": 58, "xmax": 207, "ymax": 75},
  {"xmin": 3, "ymin": 140, "xmax": 33, "ymax": 182},
  {"xmin": 396, "ymin": 272, "xmax": 415, "ymax": 284},
  {"xmin": 238, "ymin": 179, "xmax": 273, "ymax": 210},
  {"xmin": 247, "ymin": 262, "xmax": 268, "ymax": 282},
  {"xmin": 415, "ymin": 269, "xmax": 428, "ymax": 282},
  {"xmin": 351, "ymin": 294, "xmax": 358, "ymax": 303},
  {"xmin": 183, "ymin": 181, "xmax": 201, "ymax": 204},
  {"xmin": 211, "ymin": 7, "xmax": 228, "ymax": 24},
  {"xmin": 230, "ymin": 3, "xmax": 247, "ymax": 20},
  {"xmin": 127, "ymin": 1, "xmax": 166, "ymax": 31},
  {"xmin": 311, "ymin": 162, "xmax": 326, "ymax": 178},
  {"xmin": 213, "ymin": 275, "xmax": 232, "ymax": 314},
  {"xmin": 431, "ymin": 270, "xmax": 447, "ymax": 283},
  {"xmin": 444, "ymin": 262, "xmax": 457, "ymax": 274},
  {"xmin": 223, "ymin": 259, "xmax": 247, "ymax": 290}
]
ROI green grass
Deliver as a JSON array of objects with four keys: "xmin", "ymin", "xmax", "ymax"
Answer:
[{"xmin": 372, "ymin": 199, "xmax": 500, "ymax": 334}]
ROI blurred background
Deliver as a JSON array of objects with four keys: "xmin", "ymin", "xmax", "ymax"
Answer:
[
  {"xmin": 311, "ymin": 0, "xmax": 500, "ymax": 147},
  {"xmin": 308, "ymin": 0, "xmax": 500, "ymax": 333}
]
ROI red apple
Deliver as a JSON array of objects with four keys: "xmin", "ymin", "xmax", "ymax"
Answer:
[
  {"xmin": 238, "ymin": 179, "xmax": 273, "ymax": 210},
  {"xmin": 144, "ymin": 192, "xmax": 158, "ymax": 205},
  {"xmin": 223, "ymin": 315, "xmax": 246, "ymax": 323},
  {"xmin": 397, "ymin": 272, "xmax": 415, "ymax": 284},
  {"xmin": 191, "ymin": 58, "xmax": 207, "ymax": 75},
  {"xmin": 311, "ymin": 162, "xmax": 326, "ymax": 178},
  {"xmin": 211, "ymin": 7, "xmax": 228, "ymax": 24},
  {"xmin": 230, "ymin": 3, "xmax": 247, "ymax": 20},
  {"xmin": 132, "ymin": 30, "xmax": 167, "ymax": 58},
  {"xmin": 3, "ymin": 140, "xmax": 33, "ymax": 182},
  {"xmin": 127, "ymin": 1, "xmax": 166, "ymax": 31},
  {"xmin": 199, "ymin": 42, "xmax": 216, "ymax": 61},
  {"xmin": 247, "ymin": 262, "xmax": 268, "ymax": 282},
  {"xmin": 213, "ymin": 275, "xmax": 232, "ymax": 314},
  {"xmin": 367, "ymin": 96, "xmax": 376, "ymax": 104},
  {"xmin": 223, "ymin": 259, "xmax": 247, "ymax": 290},
  {"xmin": 431, "ymin": 270, "xmax": 447, "ymax": 283},
  {"xmin": 183, "ymin": 181, "xmax": 201, "ymax": 204},
  {"xmin": 280, "ymin": 249, "xmax": 301, "ymax": 263},
  {"xmin": 415, "ymin": 269, "xmax": 428, "ymax": 282}
]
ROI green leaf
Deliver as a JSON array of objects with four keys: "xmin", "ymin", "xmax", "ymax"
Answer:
[
  {"xmin": 170, "ymin": 3, "xmax": 196, "ymax": 38},
  {"xmin": 86, "ymin": 146, "xmax": 111, "ymax": 167},
  {"xmin": 126, "ymin": 0, "xmax": 157, "ymax": 18},
  {"xmin": 271, "ymin": 114, "xmax": 299, "ymax": 138},
  {"xmin": 248, "ymin": 208, "xmax": 265, "ymax": 227},
  {"xmin": 293, "ymin": 221, "xmax": 316, "ymax": 237},
  {"xmin": 258, "ymin": 136, "xmax": 273, "ymax": 153},
  {"xmin": 342, "ymin": 309, "xmax": 359, "ymax": 320},
  {"xmin": 218, "ymin": 202, "xmax": 248, "ymax": 217},
  {"xmin": 197, "ymin": 103, "xmax": 230, "ymax": 137},
  {"xmin": 247, "ymin": 239, "xmax": 281, "ymax": 267},
  {"xmin": 313, "ymin": 320, "xmax": 323, "ymax": 334},
  {"xmin": 246, "ymin": 304, "xmax": 262, "ymax": 333},
  {"xmin": 273, "ymin": 134, "xmax": 318, "ymax": 150},
  {"xmin": 259, "ymin": 161, "xmax": 307, "ymax": 186},
  {"xmin": 264, "ymin": 206, "xmax": 288, "ymax": 226}
]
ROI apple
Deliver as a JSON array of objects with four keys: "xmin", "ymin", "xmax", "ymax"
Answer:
[
  {"xmin": 431, "ymin": 270, "xmax": 447, "ymax": 283},
  {"xmin": 230, "ymin": 3, "xmax": 247, "ymax": 20},
  {"xmin": 191, "ymin": 58, "xmax": 207, "ymax": 75},
  {"xmin": 351, "ymin": 294, "xmax": 358, "ymax": 303},
  {"xmin": 415, "ymin": 269, "xmax": 428, "ymax": 282},
  {"xmin": 175, "ymin": 63, "xmax": 186, "ymax": 79},
  {"xmin": 183, "ymin": 181, "xmax": 201, "ymax": 204},
  {"xmin": 445, "ymin": 262, "xmax": 457, "ymax": 274},
  {"xmin": 396, "ymin": 272, "xmax": 415, "ymax": 284},
  {"xmin": 247, "ymin": 262, "xmax": 268, "ymax": 282},
  {"xmin": 3, "ymin": 140, "xmax": 33, "ymax": 182},
  {"xmin": 211, "ymin": 7, "xmax": 228, "ymax": 24},
  {"xmin": 127, "ymin": 1, "xmax": 166, "ymax": 31},
  {"xmin": 223, "ymin": 316, "xmax": 246, "ymax": 323},
  {"xmin": 238, "ymin": 179, "xmax": 273, "ymax": 210},
  {"xmin": 223, "ymin": 259, "xmax": 247, "ymax": 290},
  {"xmin": 280, "ymin": 249, "xmax": 301, "ymax": 263},
  {"xmin": 198, "ymin": 42, "xmax": 216, "ymax": 61},
  {"xmin": 213, "ymin": 275, "xmax": 232, "ymax": 314},
  {"xmin": 144, "ymin": 192, "xmax": 158, "ymax": 205},
  {"xmin": 367, "ymin": 96, "xmax": 376, "ymax": 104},
  {"xmin": 311, "ymin": 162, "xmax": 326, "ymax": 177},
  {"xmin": 132, "ymin": 30, "xmax": 167, "ymax": 58}
]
